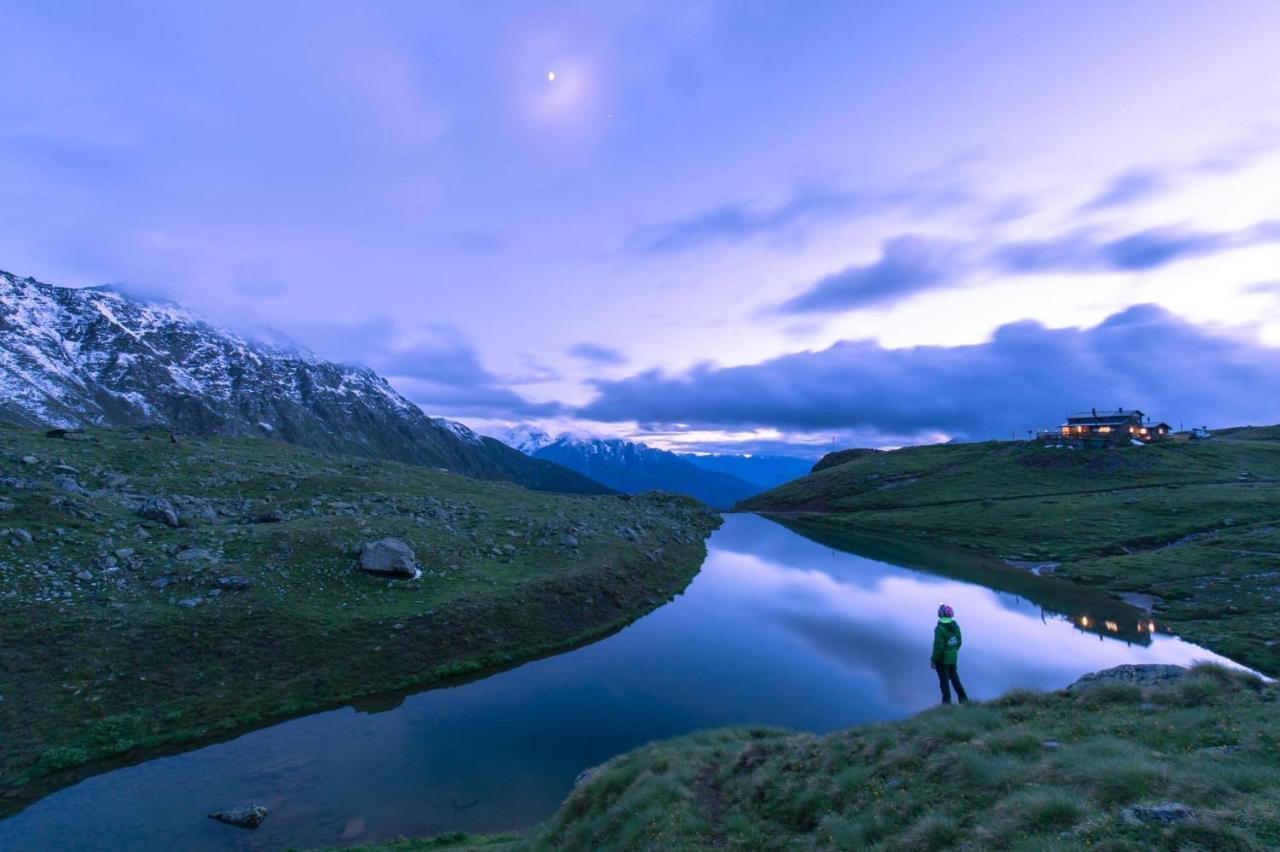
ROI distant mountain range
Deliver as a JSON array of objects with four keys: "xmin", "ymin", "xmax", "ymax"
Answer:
[
  {"xmin": 0, "ymin": 270, "xmax": 607, "ymax": 494},
  {"xmin": 678, "ymin": 453, "xmax": 815, "ymax": 490},
  {"xmin": 505, "ymin": 429, "xmax": 808, "ymax": 509}
]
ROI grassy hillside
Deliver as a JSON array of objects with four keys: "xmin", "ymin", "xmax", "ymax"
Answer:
[
  {"xmin": 740, "ymin": 432, "xmax": 1280, "ymax": 675},
  {"xmin": 0, "ymin": 425, "xmax": 720, "ymax": 813},
  {"xmin": 345, "ymin": 664, "xmax": 1280, "ymax": 850}
]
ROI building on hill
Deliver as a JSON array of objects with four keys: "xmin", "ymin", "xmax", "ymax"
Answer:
[{"xmin": 1038, "ymin": 408, "xmax": 1171, "ymax": 448}]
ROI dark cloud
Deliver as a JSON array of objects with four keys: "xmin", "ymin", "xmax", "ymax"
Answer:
[
  {"xmin": 998, "ymin": 222, "xmax": 1280, "ymax": 274},
  {"xmin": 779, "ymin": 236, "xmax": 960, "ymax": 314},
  {"xmin": 578, "ymin": 305, "xmax": 1280, "ymax": 441},
  {"xmin": 567, "ymin": 342, "xmax": 628, "ymax": 365},
  {"xmin": 1080, "ymin": 168, "xmax": 1168, "ymax": 210},
  {"xmin": 624, "ymin": 183, "xmax": 969, "ymax": 254}
]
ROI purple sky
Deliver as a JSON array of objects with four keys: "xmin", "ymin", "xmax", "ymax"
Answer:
[{"xmin": 3, "ymin": 2, "xmax": 1280, "ymax": 455}]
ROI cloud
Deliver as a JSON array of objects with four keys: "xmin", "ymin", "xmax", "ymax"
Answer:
[
  {"xmin": 253, "ymin": 318, "xmax": 561, "ymax": 420},
  {"xmin": 997, "ymin": 222, "xmax": 1280, "ymax": 274},
  {"xmin": 567, "ymin": 341, "xmax": 628, "ymax": 365},
  {"xmin": 578, "ymin": 305, "xmax": 1280, "ymax": 442},
  {"xmin": 779, "ymin": 236, "xmax": 961, "ymax": 314},
  {"xmin": 1080, "ymin": 167, "xmax": 1169, "ymax": 210},
  {"xmin": 624, "ymin": 182, "xmax": 969, "ymax": 254}
]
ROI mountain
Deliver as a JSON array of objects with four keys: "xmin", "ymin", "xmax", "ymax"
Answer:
[
  {"xmin": 512, "ymin": 433, "xmax": 760, "ymax": 509},
  {"xmin": 0, "ymin": 269, "xmax": 608, "ymax": 494},
  {"xmin": 679, "ymin": 453, "xmax": 814, "ymax": 489}
]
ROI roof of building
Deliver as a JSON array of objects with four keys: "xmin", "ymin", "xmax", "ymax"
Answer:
[{"xmin": 1065, "ymin": 408, "xmax": 1145, "ymax": 425}]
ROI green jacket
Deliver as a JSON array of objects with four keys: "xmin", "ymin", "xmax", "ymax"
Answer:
[{"xmin": 931, "ymin": 618, "xmax": 962, "ymax": 665}]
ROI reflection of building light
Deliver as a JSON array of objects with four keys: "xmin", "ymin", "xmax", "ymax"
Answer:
[
  {"xmin": 1080, "ymin": 616, "xmax": 1090, "ymax": 627},
  {"xmin": 1105, "ymin": 620, "xmax": 1118, "ymax": 632},
  {"xmin": 1148, "ymin": 621, "xmax": 1156, "ymax": 632}
]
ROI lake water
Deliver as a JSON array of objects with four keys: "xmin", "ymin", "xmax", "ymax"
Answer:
[{"xmin": 0, "ymin": 513, "xmax": 1243, "ymax": 850}]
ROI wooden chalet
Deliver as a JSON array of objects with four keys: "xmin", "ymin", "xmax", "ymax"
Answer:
[{"xmin": 1040, "ymin": 408, "xmax": 1171, "ymax": 448}]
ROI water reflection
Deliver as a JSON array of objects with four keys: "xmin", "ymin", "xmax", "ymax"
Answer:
[{"xmin": 0, "ymin": 514, "xmax": 1243, "ymax": 851}]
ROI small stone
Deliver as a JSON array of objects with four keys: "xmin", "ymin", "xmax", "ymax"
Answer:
[
  {"xmin": 209, "ymin": 804, "xmax": 268, "ymax": 829},
  {"xmin": 339, "ymin": 817, "xmax": 367, "ymax": 841},
  {"xmin": 103, "ymin": 472, "xmax": 129, "ymax": 490},
  {"xmin": 206, "ymin": 588, "xmax": 222, "ymax": 597},
  {"xmin": 151, "ymin": 577, "xmax": 173, "ymax": 589},
  {"xmin": 1041, "ymin": 740, "xmax": 1061, "ymax": 750},
  {"xmin": 52, "ymin": 475, "xmax": 83, "ymax": 494},
  {"xmin": 0, "ymin": 500, "xmax": 14, "ymax": 513},
  {"xmin": 175, "ymin": 547, "xmax": 217, "ymax": 563},
  {"xmin": 177, "ymin": 597, "xmax": 203, "ymax": 608},
  {"xmin": 249, "ymin": 509, "xmax": 284, "ymax": 524},
  {"xmin": 10, "ymin": 528, "xmax": 33, "ymax": 545},
  {"xmin": 19, "ymin": 456, "xmax": 38, "ymax": 465},
  {"xmin": 563, "ymin": 534, "xmax": 579, "ymax": 548},
  {"xmin": 214, "ymin": 576, "xmax": 251, "ymax": 591},
  {"xmin": 75, "ymin": 570, "xmax": 94, "ymax": 581},
  {"xmin": 1121, "ymin": 802, "xmax": 1193, "ymax": 826},
  {"xmin": 139, "ymin": 497, "xmax": 180, "ymax": 528}
]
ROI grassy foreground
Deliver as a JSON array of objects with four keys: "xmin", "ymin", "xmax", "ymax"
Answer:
[
  {"xmin": 0, "ymin": 425, "xmax": 720, "ymax": 813},
  {"xmin": 739, "ymin": 430, "xmax": 1280, "ymax": 675},
  {"xmin": 344, "ymin": 664, "xmax": 1280, "ymax": 850}
]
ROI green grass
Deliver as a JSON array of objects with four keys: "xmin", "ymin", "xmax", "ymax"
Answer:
[
  {"xmin": 0, "ymin": 425, "xmax": 720, "ymax": 812},
  {"xmin": 346, "ymin": 665, "xmax": 1280, "ymax": 850},
  {"xmin": 740, "ymin": 432, "xmax": 1280, "ymax": 675}
]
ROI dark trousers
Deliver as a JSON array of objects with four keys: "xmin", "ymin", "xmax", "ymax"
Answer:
[{"xmin": 936, "ymin": 663, "xmax": 968, "ymax": 704}]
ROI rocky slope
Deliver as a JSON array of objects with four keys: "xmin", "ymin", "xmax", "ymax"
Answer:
[
  {"xmin": 0, "ymin": 270, "xmax": 605, "ymax": 493},
  {"xmin": 509, "ymin": 431, "xmax": 758, "ymax": 509},
  {"xmin": 0, "ymin": 425, "xmax": 720, "ymax": 811}
]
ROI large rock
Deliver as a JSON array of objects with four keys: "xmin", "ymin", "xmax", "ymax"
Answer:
[
  {"xmin": 358, "ymin": 538, "xmax": 421, "ymax": 578},
  {"xmin": 139, "ymin": 497, "xmax": 180, "ymax": 528},
  {"xmin": 1068, "ymin": 664, "xmax": 1188, "ymax": 691},
  {"xmin": 208, "ymin": 804, "xmax": 268, "ymax": 829}
]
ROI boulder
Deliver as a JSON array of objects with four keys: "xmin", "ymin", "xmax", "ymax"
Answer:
[
  {"xmin": 208, "ymin": 804, "xmax": 268, "ymax": 829},
  {"xmin": 139, "ymin": 497, "xmax": 180, "ymax": 528},
  {"xmin": 1068, "ymin": 664, "xmax": 1188, "ymax": 691},
  {"xmin": 358, "ymin": 538, "xmax": 421, "ymax": 578}
]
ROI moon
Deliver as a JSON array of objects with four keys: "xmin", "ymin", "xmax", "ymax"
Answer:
[{"xmin": 547, "ymin": 70, "xmax": 556, "ymax": 82}]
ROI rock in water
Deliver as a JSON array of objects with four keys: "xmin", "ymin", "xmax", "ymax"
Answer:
[
  {"xmin": 139, "ymin": 497, "xmax": 180, "ymax": 528},
  {"xmin": 358, "ymin": 538, "xmax": 421, "ymax": 578},
  {"xmin": 209, "ymin": 804, "xmax": 268, "ymax": 829}
]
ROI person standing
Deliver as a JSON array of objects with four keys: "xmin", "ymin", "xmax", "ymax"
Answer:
[{"xmin": 931, "ymin": 603, "xmax": 968, "ymax": 704}]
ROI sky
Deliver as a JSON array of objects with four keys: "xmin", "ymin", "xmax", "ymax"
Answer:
[{"xmin": 3, "ymin": 1, "xmax": 1280, "ymax": 456}]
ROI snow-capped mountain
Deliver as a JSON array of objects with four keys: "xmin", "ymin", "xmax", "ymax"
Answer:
[
  {"xmin": 0, "ymin": 269, "xmax": 607, "ymax": 494},
  {"xmin": 509, "ymin": 431, "xmax": 761, "ymax": 509}
]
